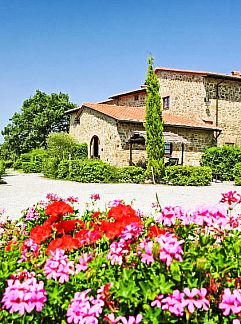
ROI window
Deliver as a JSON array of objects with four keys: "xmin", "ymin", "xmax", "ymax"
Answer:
[
  {"xmin": 163, "ymin": 96, "xmax": 170, "ymax": 110},
  {"xmin": 74, "ymin": 118, "xmax": 80, "ymax": 125},
  {"xmin": 164, "ymin": 143, "xmax": 172, "ymax": 156},
  {"xmin": 134, "ymin": 95, "xmax": 139, "ymax": 101}
]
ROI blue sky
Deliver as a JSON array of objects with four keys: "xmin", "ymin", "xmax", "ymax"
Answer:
[{"xmin": 1, "ymin": 0, "xmax": 241, "ymax": 143}]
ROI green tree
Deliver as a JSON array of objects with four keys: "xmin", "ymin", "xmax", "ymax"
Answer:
[
  {"xmin": 1, "ymin": 90, "xmax": 76, "ymax": 157},
  {"xmin": 46, "ymin": 132, "xmax": 77, "ymax": 160},
  {"xmin": 144, "ymin": 56, "xmax": 165, "ymax": 182}
]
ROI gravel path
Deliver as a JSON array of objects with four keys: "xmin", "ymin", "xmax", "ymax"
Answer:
[{"xmin": 0, "ymin": 170, "xmax": 240, "ymax": 219}]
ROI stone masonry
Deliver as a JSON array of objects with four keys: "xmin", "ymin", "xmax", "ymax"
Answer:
[
  {"xmin": 69, "ymin": 106, "xmax": 215, "ymax": 166},
  {"xmin": 107, "ymin": 69, "xmax": 241, "ymax": 146},
  {"xmin": 156, "ymin": 70, "xmax": 241, "ymax": 146},
  {"xmin": 68, "ymin": 67, "xmax": 241, "ymax": 167}
]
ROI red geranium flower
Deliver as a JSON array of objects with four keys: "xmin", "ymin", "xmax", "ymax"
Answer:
[
  {"xmin": 30, "ymin": 224, "xmax": 52, "ymax": 244},
  {"xmin": 99, "ymin": 220, "xmax": 123, "ymax": 240},
  {"xmin": 74, "ymin": 228, "xmax": 102, "ymax": 247},
  {"xmin": 92, "ymin": 211, "xmax": 101, "ymax": 219},
  {"xmin": 75, "ymin": 229, "xmax": 90, "ymax": 242},
  {"xmin": 45, "ymin": 201, "xmax": 74, "ymax": 221},
  {"xmin": 52, "ymin": 220, "xmax": 78, "ymax": 235},
  {"xmin": 5, "ymin": 239, "xmax": 18, "ymax": 252},
  {"xmin": 108, "ymin": 205, "xmax": 136, "ymax": 221},
  {"xmin": 46, "ymin": 235, "xmax": 79, "ymax": 254},
  {"xmin": 147, "ymin": 225, "xmax": 167, "ymax": 238}
]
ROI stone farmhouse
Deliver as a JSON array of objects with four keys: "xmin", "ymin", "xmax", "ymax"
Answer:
[{"xmin": 66, "ymin": 67, "xmax": 241, "ymax": 167}]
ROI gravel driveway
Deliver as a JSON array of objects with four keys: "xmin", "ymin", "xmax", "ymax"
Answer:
[{"xmin": 0, "ymin": 170, "xmax": 240, "ymax": 219}]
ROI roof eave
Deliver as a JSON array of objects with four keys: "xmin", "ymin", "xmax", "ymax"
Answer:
[
  {"xmin": 109, "ymin": 88, "xmax": 146, "ymax": 99},
  {"xmin": 65, "ymin": 107, "xmax": 80, "ymax": 114},
  {"xmin": 165, "ymin": 123, "xmax": 222, "ymax": 131}
]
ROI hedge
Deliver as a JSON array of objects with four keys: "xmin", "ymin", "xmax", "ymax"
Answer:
[
  {"xmin": 57, "ymin": 160, "xmax": 70, "ymax": 179},
  {"xmin": 201, "ymin": 145, "xmax": 241, "ymax": 181},
  {"xmin": 22, "ymin": 161, "xmax": 42, "ymax": 173},
  {"xmin": 0, "ymin": 160, "xmax": 5, "ymax": 178},
  {"xmin": 42, "ymin": 157, "xmax": 60, "ymax": 179},
  {"xmin": 68, "ymin": 159, "xmax": 117, "ymax": 183},
  {"xmin": 234, "ymin": 162, "xmax": 241, "ymax": 186},
  {"xmin": 13, "ymin": 149, "xmax": 48, "ymax": 172},
  {"xmin": 164, "ymin": 165, "xmax": 212, "ymax": 186},
  {"xmin": 118, "ymin": 166, "xmax": 145, "ymax": 184},
  {"xmin": 72, "ymin": 143, "xmax": 88, "ymax": 160}
]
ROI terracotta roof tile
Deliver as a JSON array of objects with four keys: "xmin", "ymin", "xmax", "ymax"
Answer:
[{"xmin": 81, "ymin": 103, "xmax": 220, "ymax": 131}]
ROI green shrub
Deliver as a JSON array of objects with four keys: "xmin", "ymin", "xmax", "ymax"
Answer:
[
  {"xmin": 72, "ymin": 143, "xmax": 88, "ymax": 160},
  {"xmin": 164, "ymin": 165, "xmax": 212, "ymax": 186},
  {"xmin": 13, "ymin": 158, "xmax": 23, "ymax": 170},
  {"xmin": 20, "ymin": 153, "xmax": 31, "ymax": 162},
  {"xmin": 0, "ymin": 160, "xmax": 5, "ymax": 177},
  {"xmin": 42, "ymin": 157, "xmax": 60, "ymax": 179},
  {"xmin": 69, "ymin": 159, "xmax": 118, "ymax": 183},
  {"xmin": 201, "ymin": 145, "xmax": 241, "ymax": 180},
  {"xmin": 4, "ymin": 160, "xmax": 13, "ymax": 168},
  {"xmin": 22, "ymin": 161, "xmax": 42, "ymax": 173},
  {"xmin": 30, "ymin": 148, "xmax": 48, "ymax": 163},
  {"xmin": 234, "ymin": 162, "xmax": 241, "ymax": 185},
  {"xmin": 57, "ymin": 160, "xmax": 70, "ymax": 179},
  {"xmin": 118, "ymin": 166, "xmax": 145, "ymax": 183},
  {"xmin": 46, "ymin": 132, "xmax": 77, "ymax": 160}
]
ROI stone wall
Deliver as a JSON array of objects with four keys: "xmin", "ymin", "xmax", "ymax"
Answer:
[
  {"xmin": 69, "ymin": 108, "xmax": 121, "ymax": 165},
  {"xmin": 165, "ymin": 126, "xmax": 215, "ymax": 165},
  {"xmin": 204, "ymin": 78, "xmax": 241, "ymax": 146},
  {"xmin": 114, "ymin": 92, "xmax": 146, "ymax": 107},
  {"xmin": 156, "ymin": 71, "xmax": 241, "ymax": 146},
  {"xmin": 69, "ymin": 108, "xmax": 215, "ymax": 167},
  {"xmin": 116, "ymin": 123, "xmax": 214, "ymax": 166},
  {"xmin": 156, "ymin": 71, "xmax": 208, "ymax": 121}
]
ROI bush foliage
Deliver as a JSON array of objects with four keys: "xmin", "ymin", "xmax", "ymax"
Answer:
[
  {"xmin": 0, "ymin": 160, "xmax": 5, "ymax": 178},
  {"xmin": 118, "ymin": 166, "xmax": 145, "ymax": 184},
  {"xmin": 201, "ymin": 146, "xmax": 241, "ymax": 181},
  {"xmin": 164, "ymin": 165, "xmax": 212, "ymax": 186},
  {"xmin": 234, "ymin": 162, "xmax": 241, "ymax": 186},
  {"xmin": 69, "ymin": 159, "xmax": 117, "ymax": 183},
  {"xmin": 22, "ymin": 161, "xmax": 42, "ymax": 173}
]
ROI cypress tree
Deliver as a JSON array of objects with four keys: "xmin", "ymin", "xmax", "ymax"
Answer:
[{"xmin": 144, "ymin": 56, "xmax": 165, "ymax": 182}]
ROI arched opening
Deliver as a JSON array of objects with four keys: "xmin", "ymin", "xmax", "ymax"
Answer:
[{"xmin": 90, "ymin": 135, "xmax": 100, "ymax": 158}]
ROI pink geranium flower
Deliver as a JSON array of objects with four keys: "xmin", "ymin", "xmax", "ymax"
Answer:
[
  {"xmin": 107, "ymin": 240, "xmax": 129, "ymax": 265},
  {"xmin": 219, "ymin": 288, "xmax": 241, "ymax": 315},
  {"xmin": 118, "ymin": 314, "xmax": 142, "ymax": 324},
  {"xmin": 44, "ymin": 248, "xmax": 75, "ymax": 283},
  {"xmin": 138, "ymin": 239, "xmax": 154, "ymax": 265},
  {"xmin": 155, "ymin": 232, "xmax": 184, "ymax": 267},
  {"xmin": 2, "ymin": 275, "xmax": 47, "ymax": 315},
  {"xmin": 182, "ymin": 288, "xmax": 209, "ymax": 313},
  {"xmin": 161, "ymin": 290, "xmax": 185, "ymax": 316},
  {"xmin": 75, "ymin": 253, "xmax": 92, "ymax": 273},
  {"xmin": 220, "ymin": 191, "xmax": 241, "ymax": 206},
  {"xmin": 90, "ymin": 193, "xmax": 100, "ymax": 201},
  {"xmin": 67, "ymin": 288, "xmax": 104, "ymax": 323}
]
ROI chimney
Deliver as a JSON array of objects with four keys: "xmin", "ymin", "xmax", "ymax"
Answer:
[{"xmin": 231, "ymin": 71, "xmax": 241, "ymax": 77}]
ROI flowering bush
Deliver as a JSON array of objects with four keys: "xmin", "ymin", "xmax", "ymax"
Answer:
[{"xmin": 1, "ymin": 191, "xmax": 241, "ymax": 323}]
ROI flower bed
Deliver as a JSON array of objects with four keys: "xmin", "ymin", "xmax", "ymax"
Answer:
[{"xmin": 1, "ymin": 192, "xmax": 241, "ymax": 323}]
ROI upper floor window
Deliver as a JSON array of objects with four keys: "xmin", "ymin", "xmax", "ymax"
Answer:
[
  {"xmin": 163, "ymin": 96, "xmax": 170, "ymax": 110},
  {"xmin": 134, "ymin": 95, "xmax": 139, "ymax": 101}
]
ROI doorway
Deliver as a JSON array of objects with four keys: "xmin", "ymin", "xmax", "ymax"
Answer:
[{"xmin": 90, "ymin": 135, "xmax": 100, "ymax": 158}]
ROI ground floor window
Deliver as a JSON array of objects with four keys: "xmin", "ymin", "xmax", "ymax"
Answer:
[{"xmin": 164, "ymin": 143, "xmax": 172, "ymax": 156}]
